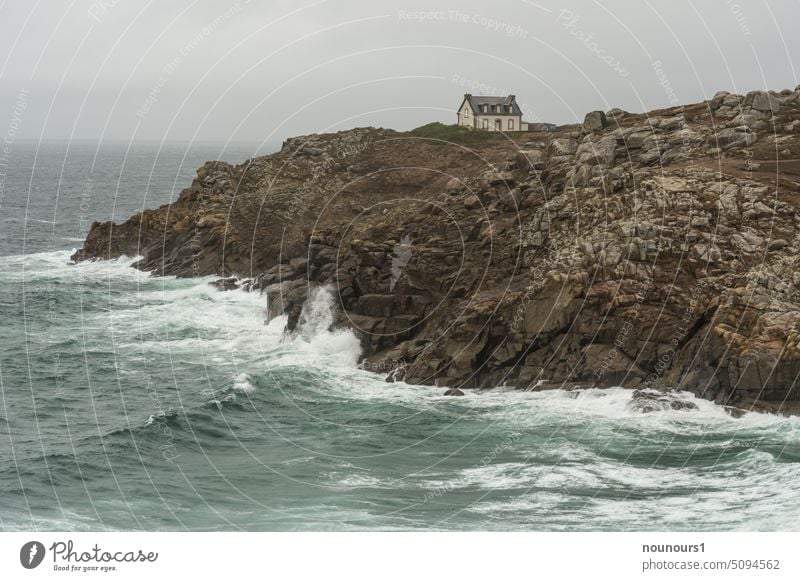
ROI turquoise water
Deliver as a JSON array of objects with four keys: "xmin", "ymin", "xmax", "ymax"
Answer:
[
  {"xmin": 1, "ymin": 250, "xmax": 800, "ymax": 531},
  {"xmin": 1, "ymin": 142, "xmax": 800, "ymax": 531}
]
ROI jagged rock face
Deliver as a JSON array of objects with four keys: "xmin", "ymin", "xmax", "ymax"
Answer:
[
  {"xmin": 73, "ymin": 87, "xmax": 800, "ymax": 412},
  {"xmin": 583, "ymin": 110, "xmax": 608, "ymax": 133},
  {"xmin": 72, "ymin": 128, "xmax": 519, "ymax": 277},
  {"xmin": 628, "ymin": 389, "xmax": 699, "ymax": 413}
]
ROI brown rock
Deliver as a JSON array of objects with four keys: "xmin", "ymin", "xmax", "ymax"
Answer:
[{"xmin": 71, "ymin": 89, "xmax": 800, "ymax": 414}]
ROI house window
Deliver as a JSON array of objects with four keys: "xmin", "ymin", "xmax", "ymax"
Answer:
[
  {"xmin": 482, "ymin": 104, "xmax": 487, "ymax": 113},
  {"xmin": 508, "ymin": 119, "xmax": 515, "ymax": 130},
  {"xmin": 482, "ymin": 119, "xmax": 488, "ymax": 129}
]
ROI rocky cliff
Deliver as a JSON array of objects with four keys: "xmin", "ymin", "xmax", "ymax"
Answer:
[{"xmin": 73, "ymin": 86, "xmax": 800, "ymax": 414}]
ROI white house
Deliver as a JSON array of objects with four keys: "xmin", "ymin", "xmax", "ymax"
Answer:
[{"xmin": 457, "ymin": 94, "xmax": 527, "ymax": 132}]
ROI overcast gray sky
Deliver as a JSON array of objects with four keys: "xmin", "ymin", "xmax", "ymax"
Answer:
[{"xmin": 1, "ymin": 0, "xmax": 797, "ymax": 144}]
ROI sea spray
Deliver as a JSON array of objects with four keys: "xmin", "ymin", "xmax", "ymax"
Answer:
[
  {"xmin": 272, "ymin": 285, "xmax": 363, "ymax": 368},
  {"xmin": 298, "ymin": 286, "xmax": 336, "ymax": 337}
]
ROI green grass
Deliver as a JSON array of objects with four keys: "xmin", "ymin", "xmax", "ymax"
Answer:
[{"xmin": 408, "ymin": 122, "xmax": 505, "ymax": 145}]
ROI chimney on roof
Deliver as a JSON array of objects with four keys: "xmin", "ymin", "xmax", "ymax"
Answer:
[
  {"xmin": 464, "ymin": 93, "xmax": 472, "ymax": 98},
  {"xmin": 509, "ymin": 94, "xmax": 516, "ymax": 101}
]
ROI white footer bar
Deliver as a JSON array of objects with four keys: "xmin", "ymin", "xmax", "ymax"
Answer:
[{"xmin": 1, "ymin": 532, "xmax": 797, "ymax": 580}]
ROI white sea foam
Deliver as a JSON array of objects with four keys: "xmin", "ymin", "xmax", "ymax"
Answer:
[
  {"xmin": 264, "ymin": 286, "xmax": 363, "ymax": 371},
  {"xmin": 0, "ymin": 249, "xmax": 144, "ymax": 280},
  {"xmin": 232, "ymin": 373, "xmax": 255, "ymax": 394},
  {"xmin": 333, "ymin": 473, "xmax": 391, "ymax": 489},
  {"xmin": 110, "ymin": 277, "xmax": 365, "ymax": 397}
]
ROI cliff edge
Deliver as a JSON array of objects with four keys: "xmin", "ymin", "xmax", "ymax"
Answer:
[{"xmin": 72, "ymin": 87, "xmax": 800, "ymax": 414}]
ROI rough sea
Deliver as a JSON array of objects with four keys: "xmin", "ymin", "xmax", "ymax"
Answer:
[{"xmin": 1, "ymin": 142, "xmax": 799, "ymax": 531}]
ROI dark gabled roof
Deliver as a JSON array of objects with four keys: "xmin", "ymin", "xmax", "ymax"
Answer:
[{"xmin": 460, "ymin": 95, "xmax": 522, "ymax": 116}]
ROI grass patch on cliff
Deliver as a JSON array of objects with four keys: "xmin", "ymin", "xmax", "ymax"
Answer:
[{"xmin": 408, "ymin": 122, "xmax": 505, "ymax": 146}]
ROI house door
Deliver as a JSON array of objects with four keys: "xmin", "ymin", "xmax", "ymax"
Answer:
[{"xmin": 495, "ymin": 119, "xmax": 502, "ymax": 131}]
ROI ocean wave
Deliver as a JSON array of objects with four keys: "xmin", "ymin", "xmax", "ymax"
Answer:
[{"xmin": 3, "ymin": 250, "xmax": 800, "ymax": 531}]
